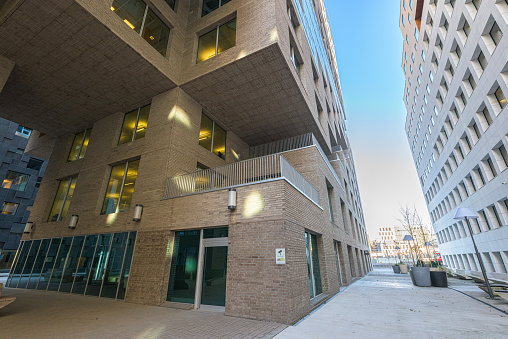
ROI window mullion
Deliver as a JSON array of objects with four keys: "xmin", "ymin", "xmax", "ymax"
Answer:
[
  {"xmin": 57, "ymin": 178, "xmax": 73, "ymax": 221},
  {"xmin": 132, "ymin": 108, "xmax": 141, "ymax": 142},
  {"xmin": 211, "ymin": 121, "xmax": 215, "ymax": 152},
  {"xmin": 140, "ymin": 5, "xmax": 149, "ymax": 37},
  {"xmin": 79, "ymin": 129, "xmax": 87, "ymax": 158},
  {"xmin": 115, "ymin": 163, "xmax": 129, "ymax": 213},
  {"xmin": 215, "ymin": 25, "xmax": 219, "ymax": 56}
]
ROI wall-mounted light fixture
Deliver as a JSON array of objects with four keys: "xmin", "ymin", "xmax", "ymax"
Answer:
[
  {"xmin": 133, "ymin": 204, "xmax": 143, "ymax": 222},
  {"xmin": 24, "ymin": 222, "xmax": 33, "ymax": 234},
  {"xmin": 228, "ymin": 188, "xmax": 237, "ymax": 210},
  {"xmin": 69, "ymin": 215, "xmax": 79, "ymax": 229}
]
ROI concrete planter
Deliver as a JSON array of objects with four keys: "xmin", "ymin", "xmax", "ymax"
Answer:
[
  {"xmin": 411, "ymin": 267, "xmax": 431, "ymax": 287},
  {"xmin": 392, "ymin": 266, "xmax": 401, "ymax": 274},
  {"xmin": 399, "ymin": 264, "xmax": 408, "ymax": 274},
  {"xmin": 430, "ymin": 271, "xmax": 448, "ymax": 287}
]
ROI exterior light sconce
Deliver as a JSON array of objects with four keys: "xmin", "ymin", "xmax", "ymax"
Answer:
[
  {"xmin": 133, "ymin": 204, "xmax": 143, "ymax": 222},
  {"xmin": 228, "ymin": 189, "xmax": 237, "ymax": 210},
  {"xmin": 24, "ymin": 222, "xmax": 33, "ymax": 234},
  {"xmin": 69, "ymin": 215, "xmax": 79, "ymax": 229}
]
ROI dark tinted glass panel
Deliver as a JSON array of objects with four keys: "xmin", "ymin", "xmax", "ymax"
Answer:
[
  {"xmin": 68, "ymin": 131, "xmax": 85, "ymax": 162},
  {"xmin": 118, "ymin": 160, "xmax": 139, "ymax": 213},
  {"xmin": 86, "ymin": 234, "xmax": 112, "ymax": 296},
  {"xmin": 305, "ymin": 233, "xmax": 313, "ymax": 298},
  {"xmin": 27, "ymin": 239, "xmax": 50, "ymax": 289},
  {"xmin": 311, "ymin": 235, "xmax": 322, "ymax": 295},
  {"xmin": 7, "ymin": 241, "xmax": 29, "ymax": 287},
  {"xmin": 47, "ymin": 237, "xmax": 73, "ymax": 291},
  {"xmin": 142, "ymin": 9, "xmax": 170, "ymax": 57},
  {"xmin": 18, "ymin": 240, "xmax": 41, "ymax": 288},
  {"xmin": 197, "ymin": 29, "xmax": 217, "ymax": 63},
  {"xmin": 203, "ymin": 227, "xmax": 228, "ymax": 238},
  {"xmin": 134, "ymin": 105, "xmax": 150, "ymax": 141},
  {"xmin": 59, "ymin": 236, "xmax": 85, "ymax": 293},
  {"xmin": 167, "ymin": 230, "xmax": 200, "ymax": 303},
  {"xmin": 100, "ymin": 233, "xmax": 128, "ymax": 298},
  {"xmin": 112, "ymin": 0, "xmax": 145, "ymax": 33},
  {"xmin": 199, "ymin": 114, "xmax": 213, "ymax": 150},
  {"xmin": 165, "ymin": 0, "xmax": 176, "ymax": 9},
  {"xmin": 212, "ymin": 123, "xmax": 226, "ymax": 159},
  {"xmin": 217, "ymin": 19, "xmax": 236, "ymax": 55},
  {"xmin": 202, "ymin": 0, "xmax": 219, "ymax": 16},
  {"xmin": 117, "ymin": 232, "xmax": 137, "ymax": 300},
  {"xmin": 119, "ymin": 109, "xmax": 138, "ymax": 145},
  {"xmin": 72, "ymin": 235, "xmax": 98, "ymax": 295},
  {"xmin": 200, "ymin": 246, "xmax": 227, "ymax": 306},
  {"xmin": 37, "ymin": 238, "xmax": 62, "ymax": 290},
  {"xmin": 27, "ymin": 158, "xmax": 44, "ymax": 171}
]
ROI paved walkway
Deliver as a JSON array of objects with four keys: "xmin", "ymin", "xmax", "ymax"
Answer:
[
  {"xmin": 0, "ymin": 285, "xmax": 285, "ymax": 338},
  {"xmin": 276, "ymin": 268, "xmax": 508, "ymax": 339}
]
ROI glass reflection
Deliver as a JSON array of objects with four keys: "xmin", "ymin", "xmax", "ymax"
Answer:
[
  {"xmin": 134, "ymin": 105, "xmax": 151, "ymax": 141},
  {"xmin": 72, "ymin": 235, "xmax": 98, "ymax": 295},
  {"xmin": 27, "ymin": 239, "xmax": 50, "ymax": 289},
  {"xmin": 18, "ymin": 240, "xmax": 41, "ymax": 288},
  {"xmin": 101, "ymin": 233, "xmax": 128, "ymax": 298},
  {"xmin": 37, "ymin": 238, "xmax": 62, "ymax": 290},
  {"xmin": 68, "ymin": 129, "xmax": 90, "ymax": 162},
  {"xmin": 212, "ymin": 124, "xmax": 226, "ymax": 160},
  {"xmin": 199, "ymin": 113, "xmax": 213, "ymax": 151},
  {"xmin": 102, "ymin": 160, "xmax": 139, "ymax": 215},
  {"xmin": 48, "ymin": 177, "xmax": 77, "ymax": 222},
  {"xmin": 111, "ymin": 0, "xmax": 145, "ymax": 33},
  {"xmin": 201, "ymin": 246, "xmax": 228, "ymax": 306},
  {"xmin": 217, "ymin": 19, "xmax": 236, "ymax": 55},
  {"xmin": 142, "ymin": 9, "xmax": 170, "ymax": 57},
  {"xmin": 48, "ymin": 237, "xmax": 73, "ymax": 291},
  {"xmin": 119, "ymin": 109, "xmax": 138, "ymax": 145},
  {"xmin": 7, "ymin": 241, "xmax": 30, "ymax": 287},
  {"xmin": 59, "ymin": 236, "xmax": 85, "ymax": 293},
  {"xmin": 118, "ymin": 160, "xmax": 139, "ymax": 213},
  {"xmin": 86, "ymin": 234, "xmax": 112, "ymax": 296},
  {"xmin": 117, "ymin": 232, "xmax": 137, "ymax": 300}
]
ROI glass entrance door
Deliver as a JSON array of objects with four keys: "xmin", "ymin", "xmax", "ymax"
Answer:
[{"xmin": 201, "ymin": 245, "xmax": 227, "ymax": 306}]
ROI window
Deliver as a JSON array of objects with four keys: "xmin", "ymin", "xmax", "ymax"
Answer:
[
  {"xmin": 2, "ymin": 171, "xmax": 29, "ymax": 191},
  {"xmin": 48, "ymin": 177, "xmax": 78, "ymax": 222},
  {"xmin": 68, "ymin": 129, "xmax": 91, "ymax": 161},
  {"xmin": 118, "ymin": 105, "xmax": 151, "ymax": 145},
  {"xmin": 326, "ymin": 182, "xmax": 334, "ymax": 223},
  {"xmin": 197, "ymin": 18, "xmax": 236, "ymax": 63},
  {"xmin": 27, "ymin": 158, "xmax": 44, "ymax": 171},
  {"xmin": 202, "ymin": 0, "xmax": 231, "ymax": 16},
  {"xmin": 1, "ymin": 202, "xmax": 19, "ymax": 215},
  {"xmin": 429, "ymin": 71, "xmax": 434, "ymax": 83},
  {"xmin": 101, "ymin": 160, "xmax": 140, "ymax": 215},
  {"xmin": 494, "ymin": 87, "xmax": 507, "ymax": 109},
  {"xmin": 35, "ymin": 177, "xmax": 42, "ymax": 188},
  {"xmin": 15, "ymin": 126, "xmax": 32, "ymax": 138},
  {"xmin": 290, "ymin": 43, "xmax": 302, "ymax": 77},
  {"xmin": 112, "ymin": 0, "xmax": 170, "ymax": 56},
  {"xmin": 199, "ymin": 113, "xmax": 226, "ymax": 159},
  {"xmin": 402, "ymin": 15, "xmax": 405, "ymax": 26},
  {"xmin": 305, "ymin": 232, "xmax": 322, "ymax": 298}
]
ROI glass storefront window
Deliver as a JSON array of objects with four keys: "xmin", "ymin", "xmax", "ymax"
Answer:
[
  {"xmin": 198, "ymin": 113, "xmax": 226, "ymax": 159},
  {"xmin": 112, "ymin": 0, "xmax": 170, "ymax": 56},
  {"xmin": 197, "ymin": 18, "xmax": 236, "ymax": 63},
  {"xmin": 68, "ymin": 129, "xmax": 91, "ymax": 162},
  {"xmin": 48, "ymin": 177, "xmax": 77, "ymax": 222},
  {"xmin": 101, "ymin": 160, "xmax": 140, "ymax": 215},
  {"xmin": 9, "ymin": 232, "xmax": 137, "ymax": 300},
  {"xmin": 118, "ymin": 105, "xmax": 151, "ymax": 145},
  {"xmin": 37, "ymin": 238, "xmax": 62, "ymax": 290},
  {"xmin": 2, "ymin": 170, "xmax": 29, "ymax": 191}
]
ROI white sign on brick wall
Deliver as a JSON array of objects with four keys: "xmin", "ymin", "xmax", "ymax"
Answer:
[{"xmin": 276, "ymin": 248, "xmax": 286, "ymax": 265}]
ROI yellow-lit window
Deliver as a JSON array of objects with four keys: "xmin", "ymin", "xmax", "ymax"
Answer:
[
  {"xmin": 1, "ymin": 202, "xmax": 19, "ymax": 215},
  {"xmin": 199, "ymin": 113, "xmax": 226, "ymax": 159},
  {"xmin": 2, "ymin": 171, "xmax": 29, "ymax": 191},
  {"xmin": 48, "ymin": 177, "xmax": 78, "ymax": 222},
  {"xmin": 118, "ymin": 105, "xmax": 151, "ymax": 145},
  {"xmin": 68, "ymin": 129, "xmax": 91, "ymax": 162},
  {"xmin": 101, "ymin": 160, "xmax": 140, "ymax": 215},
  {"xmin": 197, "ymin": 18, "xmax": 236, "ymax": 63}
]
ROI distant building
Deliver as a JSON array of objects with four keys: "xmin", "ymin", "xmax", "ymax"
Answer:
[
  {"xmin": 0, "ymin": 119, "xmax": 46, "ymax": 269},
  {"xmin": 400, "ymin": 0, "xmax": 508, "ymax": 279}
]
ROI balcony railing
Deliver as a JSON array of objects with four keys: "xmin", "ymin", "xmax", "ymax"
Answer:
[{"xmin": 163, "ymin": 154, "xmax": 320, "ymax": 206}]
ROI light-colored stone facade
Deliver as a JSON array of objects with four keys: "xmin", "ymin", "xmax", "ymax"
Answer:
[
  {"xmin": 400, "ymin": 0, "xmax": 508, "ymax": 280},
  {"xmin": 0, "ymin": 0, "xmax": 370, "ymax": 323}
]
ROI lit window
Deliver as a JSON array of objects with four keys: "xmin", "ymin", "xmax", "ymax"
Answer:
[
  {"xmin": 68, "ymin": 129, "xmax": 92, "ymax": 161},
  {"xmin": 101, "ymin": 160, "xmax": 140, "ymax": 215},
  {"xmin": 48, "ymin": 177, "xmax": 78, "ymax": 222},
  {"xmin": 197, "ymin": 18, "xmax": 236, "ymax": 63},
  {"xmin": 112, "ymin": 0, "xmax": 170, "ymax": 56},
  {"xmin": 15, "ymin": 126, "xmax": 32, "ymax": 138},
  {"xmin": 119, "ymin": 105, "xmax": 151, "ymax": 145},
  {"xmin": 199, "ymin": 113, "xmax": 227, "ymax": 159},
  {"xmin": 1, "ymin": 202, "xmax": 19, "ymax": 215},
  {"xmin": 202, "ymin": 0, "xmax": 232, "ymax": 16},
  {"xmin": 2, "ymin": 171, "xmax": 29, "ymax": 191},
  {"xmin": 494, "ymin": 87, "xmax": 507, "ymax": 109}
]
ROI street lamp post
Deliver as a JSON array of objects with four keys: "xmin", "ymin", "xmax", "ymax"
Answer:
[
  {"xmin": 403, "ymin": 235, "xmax": 416, "ymax": 266},
  {"xmin": 453, "ymin": 208, "xmax": 496, "ymax": 299},
  {"xmin": 424, "ymin": 241, "xmax": 433, "ymax": 266},
  {"xmin": 395, "ymin": 245, "xmax": 401, "ymax": 263}
]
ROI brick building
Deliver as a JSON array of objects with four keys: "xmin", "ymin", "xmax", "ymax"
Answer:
[
  {"xmin": 1, "ymin": 0, "xmax": 370, "ymax": 323},
  {"xmin": 0, "ymin": 119, "xmax": 47, "ymax": 269}
]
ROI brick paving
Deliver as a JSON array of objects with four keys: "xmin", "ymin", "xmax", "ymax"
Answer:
[{"xmin": 0, "ymin": 286, "xmax": 286, "ymax": 339}]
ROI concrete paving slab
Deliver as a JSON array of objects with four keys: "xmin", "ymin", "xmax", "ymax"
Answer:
[{"xmin": 275, "ymin": 268, "xmax": 508, "ymax": 339}]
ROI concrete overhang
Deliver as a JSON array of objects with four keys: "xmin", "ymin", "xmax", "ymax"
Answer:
[
  {"xmin": 0, "ymin": 0, "xmax": 176, "ymax": 137},
  {"xmin": 180, "ymin": 43, "xmax": 331, "ymax": 153}
]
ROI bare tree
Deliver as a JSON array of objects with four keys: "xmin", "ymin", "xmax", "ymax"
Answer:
[{"xmin": 397, "ymin": 204, "xmax": 425, "ymax": 265}]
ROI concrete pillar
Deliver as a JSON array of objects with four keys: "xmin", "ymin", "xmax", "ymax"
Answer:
[{"xmin": 0, "ymin": 55, "xmax": 15, "ymax": 94}]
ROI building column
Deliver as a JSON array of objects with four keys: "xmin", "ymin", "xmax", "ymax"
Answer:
[{"xmin": 0, "ymin": 55, "xmax": 15, "ymax": 94}]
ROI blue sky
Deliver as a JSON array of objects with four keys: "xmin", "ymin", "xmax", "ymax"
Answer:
[{"xmin": 325, "ymin": 0, "xmax": 429, "ymax": 237}]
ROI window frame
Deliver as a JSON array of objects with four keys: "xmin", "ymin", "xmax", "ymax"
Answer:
[
  {"xmin": 1, "ymin": 202, "xmax": 19, "ymax": 215},
  {"xmin": 118, "ymin": 105, "xmax": 151, "ymax": 145},
  {"xmin": 48, "ymin": 176, "xmax": 78, "ymax": 222},
  {"xmin": 196, "ymin": 17, "xmax": 237, "ymax": 63},
  {"xmin": 199, "ymin": 113, "xmax": 227, "ymax": 159},
  {"xmin": 2, "ymin": 170, "xmax": 30, "ymax": 192},
  {"xmin": 101, "ymin": 160, "xmax": 140, "ymax": 215},
  {"xmin": 68, "ymin": 129, "xmax": 92, "ymax": 162}
]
